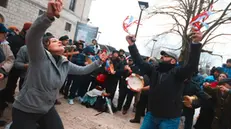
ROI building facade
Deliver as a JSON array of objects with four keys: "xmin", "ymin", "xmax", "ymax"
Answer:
[{"xmin": 0, "ymin": 0, "xmax": 93, "ymax": 39}]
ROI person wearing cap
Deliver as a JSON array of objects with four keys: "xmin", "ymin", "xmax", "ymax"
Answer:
[
  {"xmin": 126, "ymin": 31, "xmax": 202, "ymax": 129},
  {"xmin": 7, "ymin": 26, "xmax": 20, "ymax": 37},
  {"xmin": 103, "ymin": 50, "xmax": 127, "ymax": 112},
  {"xmin": 0, "ymin": 23, "xmax": 15, "ymax": 85},
  {"xmin": 0, "ymin": 23, "xmax": 14, "ymax": 126},
  {"xmin": 201, "ymin": 78, "xmax": 231, "ymax": 129},
  {"xmin": 3, "ymin": 22, "xmax": 32, "ymax": 103},
  {"xmin": 89, "ymin": 39, "xmax": 100, "ymax": 54},
  {"xmin": 119, "ymin": 49, "xmax": 125, "ymax": 57},
  {"xmin": 117, "ymin": 57, "xmax": 140, "ymax": 114},
  {"xmin": 59, "ymin": 35, "xmax": 69, "ymax": 46},
  {"xmin": 194, "ymin": 71, "xmax": 228, "ymax": 129},
  {"xmin": 9, "ymin": 1, "xmax": 108, "ymax": 129}
]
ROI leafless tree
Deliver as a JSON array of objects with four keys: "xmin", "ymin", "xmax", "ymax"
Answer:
[{"xmin": 147, "ymin": 0, "xmax": 231, "ymax": 63}]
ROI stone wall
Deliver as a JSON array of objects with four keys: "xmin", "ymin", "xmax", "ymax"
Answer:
[{"xmin": 0, "ymin": 0, "xmax": 92, "ymax": 39}]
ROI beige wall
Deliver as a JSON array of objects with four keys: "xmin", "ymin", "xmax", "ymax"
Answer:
[{"xmin": 0, "ymin": 0, "xmax": 93, "ymax": 39}]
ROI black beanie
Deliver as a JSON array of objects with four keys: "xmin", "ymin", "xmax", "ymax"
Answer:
[{"xmin": 59, "ymin": 35, "xmax": 69, "ymax": 41}]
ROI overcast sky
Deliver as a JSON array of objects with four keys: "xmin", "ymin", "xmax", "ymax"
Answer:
[{"xmin": 89, "ymin": 0, "xmax": 231, "ymax": 66}]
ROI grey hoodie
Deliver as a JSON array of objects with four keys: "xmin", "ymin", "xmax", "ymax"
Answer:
[
  {"xmin": 14, "ymin": 45, "xmax": 29, "ymax": 78},
  {"xmin": 13, "ymin": 14, "xmax": 101, "ymax": 114}
]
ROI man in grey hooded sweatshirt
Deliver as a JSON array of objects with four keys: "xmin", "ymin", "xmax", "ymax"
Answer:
[{"xmin": 10, "ymin": 1, "xmax": 108, "ymax": 129}]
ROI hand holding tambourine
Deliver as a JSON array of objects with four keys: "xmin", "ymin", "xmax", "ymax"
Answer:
[
  {"xmin": 126, "ymin": 73, "xmax": 144, "ymax": 92},
  {"xmin": 183, "ymin": 95, "xmax": 198, "ymax": 108}
]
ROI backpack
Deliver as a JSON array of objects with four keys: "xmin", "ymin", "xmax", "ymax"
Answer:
[{"xmin": 93, "ymin": 96, "xmax": 107, "ymax": 112}]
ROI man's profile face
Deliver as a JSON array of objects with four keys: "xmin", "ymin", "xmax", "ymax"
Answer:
[
  {"xmin": 226, "ymin": 62, "xmax": 231, "ymax": 67},
  {"xmin": 160, "ymin": 55, "xmax": 176, "ymax": 64}
]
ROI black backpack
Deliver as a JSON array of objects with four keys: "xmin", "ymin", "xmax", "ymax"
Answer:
[{"xmin": 94, "ymin": 96, "xmax": 107, "ymax": 112}]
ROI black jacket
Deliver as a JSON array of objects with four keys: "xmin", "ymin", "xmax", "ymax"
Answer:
[
  {"xmin": 128, "ymin": 43, "xmax": 201, "ymax": 118},
  {"xmin": 183, "ymin": 80, "xmax": 210, "ymax": 109},
  {"xmin": 7, "ymin": 34, "xmax": 25, "ymax": 57}
]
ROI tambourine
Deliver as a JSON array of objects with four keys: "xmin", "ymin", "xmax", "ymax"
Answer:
[{"xmin": 126, "ymin": 73, "xmax": 144, "ymax": 92}]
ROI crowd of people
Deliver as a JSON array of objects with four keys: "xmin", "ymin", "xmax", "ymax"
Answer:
[{"xmin": 0, "ymin": 0, "xmax": 230, "ymax": 129}]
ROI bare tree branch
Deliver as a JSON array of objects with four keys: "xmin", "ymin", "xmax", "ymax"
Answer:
[{"xmin": 202, "ymin": 2, "xmax": 231, "ymax": 39}]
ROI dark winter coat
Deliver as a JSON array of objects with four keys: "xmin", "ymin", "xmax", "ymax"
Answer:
[
  {"xmin": 204, "ymin": 87, "xmax": 231, "ymax": 129},
  {"xmin": 128, "ymin": 43, "xmax": 201, "ymax": 118}
]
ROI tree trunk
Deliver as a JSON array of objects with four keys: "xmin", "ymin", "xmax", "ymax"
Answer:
[{"xmin": 178, "ymin": 36, "xmax": 190, "ymax": 66}]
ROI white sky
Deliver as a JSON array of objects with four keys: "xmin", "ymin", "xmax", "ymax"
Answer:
[{"xmin": 89, "ymin": 0, "xmax": 231, "ymax": 66}]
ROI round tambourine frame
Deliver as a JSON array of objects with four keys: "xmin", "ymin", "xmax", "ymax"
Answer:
[{"xmin": 126, "ymin": 73, "xmax": 144, "ymax": 92}]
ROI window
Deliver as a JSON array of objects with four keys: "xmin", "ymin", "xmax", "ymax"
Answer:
[
  {"xmin": 38, "ymin": 10, "xmax": 44, "ymax": 16},
  {"xmin": 0, "ymin": 0, "xmax": 8, "ymax": 8},
  {"xmin": 65, "ymin": 22, "xmax": 72, "ymax": 32},
  {"xmin": 69, "ymin": 0, "xmax": 76, "ymax": 11}
]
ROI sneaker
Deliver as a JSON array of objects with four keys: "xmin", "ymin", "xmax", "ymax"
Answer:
[
  {"xmin": 68, "ymin": 99, "xmax": 74, "ymax": 105},
  {"xmin": 77, "ymin": 97, "xmax": 83, "ymax": 103}
]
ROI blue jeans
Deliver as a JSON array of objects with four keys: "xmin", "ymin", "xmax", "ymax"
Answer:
[{"xmin": 140, "ymin": 112, "xmax": 180, "ymax": 129}]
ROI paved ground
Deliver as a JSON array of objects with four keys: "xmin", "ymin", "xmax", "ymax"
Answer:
[
  {"xmin": 0, "ymin": 87, "xmax": 200, "ymax": 129},
  {"xmin": 0, "ymin": 98, "xmax": 140, "ymax": 129}
]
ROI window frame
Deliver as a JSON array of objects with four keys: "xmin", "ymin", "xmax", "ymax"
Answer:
[{"xmin": 65, "ymin": 22, "xmax": 72, "ymax": 32}]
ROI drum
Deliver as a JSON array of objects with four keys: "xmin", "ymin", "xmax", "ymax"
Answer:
[{"xmin": 126, "ymin": 73, "xmax": 144, "ymax": 92}]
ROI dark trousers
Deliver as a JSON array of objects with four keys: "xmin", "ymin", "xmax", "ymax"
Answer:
[
  {"xmin": 69, "ymin": 75, "xmax": 80, "ymax": 99},
  {"xmin": 117, "ymin": 78, "xmax": 134, "ymax": 111},
  {"xmin": 10, "ymin": 107, "xmax": 64, "ymax": 129},
  {"xmin": 194, "ymin": 107, "xmax": 214, "ymax": 129},
  {"xmin": 89, "ymin": 75, "xmax": 98, "ymax": 91},
  {"xmin": 4, "ymin": 68, "xmax": 21, "ymax": 99},
  {"xmin": 63, "ymin": 75, "xmax": 75, "ymax": 97},
  {"xmin": 78, "ymin": 74, "xmax": 91, "ymax": 97},
  {"xmin": 182, "ymin": 107, "xmax": 195, "ymax": 129},
  {"xmin": 103, "ymin": 75, "xmax": 118, "ymax": 101},
  {"xmin": 69, "ymin": 75, "xmax": 91, "ymax": 99},
  {"xmin": 134, "ymin": 93, "xmax": 148, "ymax": 120}
]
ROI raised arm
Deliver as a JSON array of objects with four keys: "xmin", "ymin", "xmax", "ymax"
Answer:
[
  {"xmin": 68, "ymin": 60, "xmax": 101, "ymax": 75},
  {"xmin": 68, "ymin": 51, "xmax": 108, "ymax": 75},
  {"xmin": 175, "ymin": 31, "xmax": 202, "ymax": 81},
  {"xmin": 126, "ymin": 36, "xmax": 153, "ymax": 76},
  {"xmin": 26, "ymin": 14, "xmax": 54, "ymax": 63},
  {"xmin": 26, "ymin": 0, "xmax": 62, "ymax": 63}
]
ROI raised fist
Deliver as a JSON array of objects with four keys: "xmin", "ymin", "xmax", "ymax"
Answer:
[{"xmin": 47, "ymin": 0, "xmax": 63, "ymax": 18}]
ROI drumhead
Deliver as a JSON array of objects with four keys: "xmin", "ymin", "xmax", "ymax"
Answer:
[{"xmin": 126, "ymin": 74, "xmax": 144, "ymax": 92}]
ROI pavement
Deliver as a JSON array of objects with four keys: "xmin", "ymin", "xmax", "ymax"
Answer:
[{"xmin": 0, "ymin": 86, "xmax": 200, "ymax": 129}]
